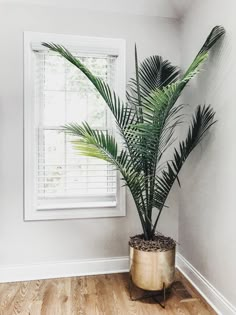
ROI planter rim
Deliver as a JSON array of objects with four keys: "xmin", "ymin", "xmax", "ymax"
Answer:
[{"xmin": 129, "ymin": 244, "xmax": 176, "ymax": 253}]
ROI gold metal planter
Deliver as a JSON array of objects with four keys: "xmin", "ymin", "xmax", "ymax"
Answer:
[{"xmin": 130, "ymin": 246, "xmax": 176, "ymax": 291}]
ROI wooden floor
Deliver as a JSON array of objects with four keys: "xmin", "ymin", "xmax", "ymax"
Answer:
[{"xmin": 0, "ymin": 270, "xmax": 216, "ymax": 315}]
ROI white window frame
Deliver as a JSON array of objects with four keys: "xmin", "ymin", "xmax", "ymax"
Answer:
[{"xmin": 24, "ymin": 31, "xmax": 126, "ymax": 221}]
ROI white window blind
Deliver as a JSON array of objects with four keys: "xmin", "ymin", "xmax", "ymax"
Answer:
[{"xmin": 34, "ymin": 50, "xmax": 118, "ymax": 210}]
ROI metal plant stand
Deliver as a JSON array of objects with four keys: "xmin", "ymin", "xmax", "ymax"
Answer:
[{"xmin": 129, "ymin": 274, "xmax": 171, "ymax": 309}]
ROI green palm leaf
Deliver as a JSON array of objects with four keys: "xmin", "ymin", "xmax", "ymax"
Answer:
[
  {"xmin": 42, "ymin": 43, "xmax": 135, "ymax": 131},
  {"xmin": 64, "ymin": 122, "xmax": 151, "ymax": 237},
  {"xmin": 127, "ymin": 54, "xmax": 180, "ymax": 118},
  {"xmin": 152, "ymin": 105, "xmax": 216, "ymax": 235}
]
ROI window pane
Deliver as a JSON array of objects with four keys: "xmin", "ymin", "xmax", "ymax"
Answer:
[
  {"xmin": 44, "ymin": 91, "xmax": 65, "ymax": 126},
  {"xmin": 87, "ymin": 93, "xmax": 107, "ymax": 128},
  {"xmin": 36, "ymin": 50, "xmax": 117, "ymax": 203},
  {"xmin": 66, "ymin": 92, "xmax": 87, "ymax": 124},
  {"xmin": 38, "ymin": 130, "xmax": 65, "ymax": 197},
  {"xmin": 66, "ymin": 62, "xmax": 85, "ymax": 92},
  {"xmin": 38, "ymin": 131, "xmax": 116, "ymax": 199},
  {"xmin": 44, "ymin": 54, "xmax": 65, "ymax": 91}
]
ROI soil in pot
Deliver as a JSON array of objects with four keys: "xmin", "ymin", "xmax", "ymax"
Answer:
[{"xmin": 129, "ymin": 233, "xmax": 176, "ymax": 252}]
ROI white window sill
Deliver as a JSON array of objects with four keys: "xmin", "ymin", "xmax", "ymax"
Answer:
[
  {"xmin": 24, "ymin": 206, "xmax": 125, "ymax": 221},
  {"xmin": 24, "ymin": 193, "xmax": 125, "ymax": 221},
  {"xmin": 37, "ymin": 201, "xmax": 117, "ymax": 211}
]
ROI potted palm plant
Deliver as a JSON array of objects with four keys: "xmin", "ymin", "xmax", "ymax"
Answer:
[{"xmin": 43, "ymin": 26, "xmax": 225, "ymax": 292}]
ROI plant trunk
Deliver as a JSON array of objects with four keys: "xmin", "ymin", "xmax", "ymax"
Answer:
[{"xmin": 145, "ymin": 220, "xmax": 153, "ymax": 241}]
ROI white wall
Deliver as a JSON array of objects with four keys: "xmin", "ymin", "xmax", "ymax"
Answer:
[
  {"xmin": 0, "ymin": 3, "xmax": 180, "ymax": 270},
  {"xmin": 179, "ymin": 0, "xmax": 236, "ymax": 308}
]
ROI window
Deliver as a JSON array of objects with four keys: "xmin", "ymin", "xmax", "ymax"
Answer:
[{"xmin": 24, "ymin": 32, "xmax": 126, "ymax": 220}]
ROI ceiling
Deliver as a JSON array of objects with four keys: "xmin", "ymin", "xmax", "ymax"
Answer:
[{"xmin": 0, "ymin": 0, "xmax": 192, "ymax": 19}]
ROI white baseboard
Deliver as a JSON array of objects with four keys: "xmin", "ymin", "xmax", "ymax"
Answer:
[
  {"xmin": 176, "ymin": 253, "xmax": 236, "ymax": 315},
  {"xmin": 0, "ymin": 256, "xmax": 129, "ymax": 283}
]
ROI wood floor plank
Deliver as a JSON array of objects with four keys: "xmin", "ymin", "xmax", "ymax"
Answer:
[
  {"xmin": 71, "ymin": 277, "xmax": 86, "ymax": 315},
  {"xmin": 0, "ymin": 271, "xmax": 216, "ymax": 315}
]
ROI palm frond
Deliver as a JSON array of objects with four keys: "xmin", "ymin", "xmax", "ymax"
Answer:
[
  {"xmin": 42, "ymin": 43, "xmax": 148, "ymax": 177},
  {"xmin": 130, "ymin": 26, "xmax": 224, "ymax": 180},
  {"xmin": 198, "ymin": 25, "xmax": 225, "ymax": 55},
  {"xmin": 127, "ymin": 54, "xmax": 180, "ymax": 117},
  {"xmin": 42, "ymin": 42, "xmax": 137, "ymax": 142},
  {"xmin": 66, "ymin": 122, "xmax": 118, "ymax": 162},
  {"xmin": 64, "ymin": 122, "xmax": 151, "ymax": 238},
  {"xmin": 152, "ymin": 105, "xmax": 216, "ymax": 234}
]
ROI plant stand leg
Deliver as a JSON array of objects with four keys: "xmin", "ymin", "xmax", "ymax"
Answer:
[
  {"xmin": 129, "ymin": 275, "xmax": 167, "ymax": 309},
  {"xmin": 152, "ymin": 283, "xmax": 166, "ymax": 308}
]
